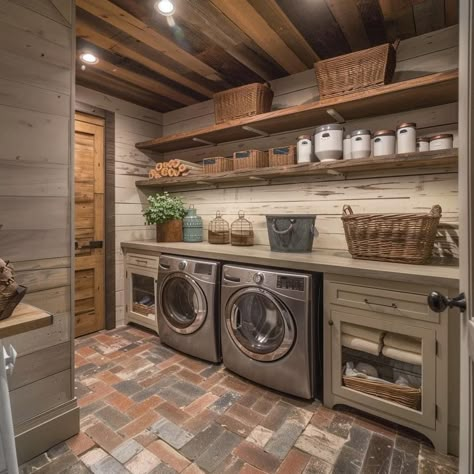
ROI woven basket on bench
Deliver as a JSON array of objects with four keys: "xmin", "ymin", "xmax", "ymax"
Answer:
[
  {"xmin": 315, "ymin": 43, "xmax": 397, "ymax": 99},
  {"xmin": 341, "ymin": 204, "xmax": 442, "ymax": 265},
  {"xmin": 0, "ymin": 258, "xmax": 27, "ymax": 321}
]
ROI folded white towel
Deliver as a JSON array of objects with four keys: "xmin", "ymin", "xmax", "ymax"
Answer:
[
  {"xmin": 384, "ymin": 333, "xmax": 421, "ymax": 354},
  {"xmin": 341, "ymin": 334, "xmax": 382, "ymax": 356},
  {"xmin": 382, "ymin": 346, "xmax": 422, "ymax": 365},
  {"xmin": 342, "ymin": 323, "xmax": 384, "ymax": 343}
]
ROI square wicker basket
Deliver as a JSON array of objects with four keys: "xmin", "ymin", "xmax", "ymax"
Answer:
[
  {"xmin": 203, "ymin": 157, "xmax": 233, "ymax": 174},
  {"xmin": 233, "ymin": 150, "xmax": 268, "ymax": 170},
  {"xmin": 269, "ymin": 146, "xmax": 296, "ymax": 167},
  {"xmin": 214, "ymin": 83, "xmax": 274, "ymax": 124},
  {"xmin": 315, "ymin": 43, "xmax": 397, "ymax": 99},
  {"xmin": 341, "ymin": 204, "xmax": 442, "ymax": 264}
]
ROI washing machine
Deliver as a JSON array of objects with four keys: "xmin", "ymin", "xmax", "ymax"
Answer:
[
  {"xmin": 221, "ymin": 264, "xmax": 323, "ymax": 399},
  {"xmin": 157, "ymin": 255, "xmax": 220, "ymax": 363}
]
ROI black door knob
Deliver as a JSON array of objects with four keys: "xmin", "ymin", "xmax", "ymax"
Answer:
[{"xmin": 427, "ymin": 291, "xmax": 466, "ymax": 312}]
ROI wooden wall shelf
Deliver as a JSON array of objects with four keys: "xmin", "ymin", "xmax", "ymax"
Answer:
[
  {"xmin": 136, "ymin": 149, "xmax": 458, "ymax": 190},
  {"xmin": 0, "ymin": 304, "xmax": 53, "ymax": 339},
  {"xmin": 136, "ymin": 70, "xmax": 458, "ymax": 153}
]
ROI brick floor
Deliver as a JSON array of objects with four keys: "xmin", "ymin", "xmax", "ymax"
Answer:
[{"xmin": 20, "ymin": 326, "xmax": 459, "ymax": 474}]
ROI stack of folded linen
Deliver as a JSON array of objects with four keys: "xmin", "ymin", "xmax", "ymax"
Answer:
[
  {"xmin": 341, "ymin": 323, "xmax": 384, "ymax": 356},
  {"xmin": 382, "ymin": 332, "xmax": 422, "ymax": 365}
]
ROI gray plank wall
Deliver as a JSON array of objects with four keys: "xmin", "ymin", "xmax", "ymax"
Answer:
[
  {"xmin": 0, "ymin": 0, "xmax": 77, "ymax": 460},
  {"xmin": 157, "ymin": 26, "xmax": 459, "ymax": 258},
  {"xmin": 75, "ymin": 86, "xmax": 163, "ymax": 327}
]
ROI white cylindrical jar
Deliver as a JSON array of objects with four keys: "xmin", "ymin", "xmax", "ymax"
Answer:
[
  {"xmin": 296, "ymin": 135, "xmax": 313, "ymax": 163},
  {"xmin": 373, "ymin": 130, "xmax": 396, "ymax": 157},
  {"xmin": 351, "ymin": 129, "xmax": 371, "ymax": 159},
  {"xmin": 314, "ymin": 124, "xmax": 344, "ymax": 161},
  {"xmin": 416, "ymin": 137, "xmax": 430, "ymax": 152},
  {"xmin": 396, "ymin": 122, "xmax": 416, "ymax": 154},
  {"xmin": 343, "ymin": 134, "xmax": 351, "ymax": 160},
  {"xmin": 429, "ymin": 133, "xmax": 453, "ymax": 151}
]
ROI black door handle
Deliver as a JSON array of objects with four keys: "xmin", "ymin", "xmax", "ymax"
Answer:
[
  {"xmin": 76, "ymin": 240, "xmax": 103, "ymax": 250},
  {"xmin": 428, "ymin": 291, "xmax": 466, "ymax": 312}
]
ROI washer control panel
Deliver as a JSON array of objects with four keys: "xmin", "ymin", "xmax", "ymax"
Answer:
[{"xmin": 277, "ymin": 275, "xmax": 305, "ymax": 292}]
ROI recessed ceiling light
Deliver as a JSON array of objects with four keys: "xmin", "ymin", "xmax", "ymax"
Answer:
[
  {"xmin": 155, "ymin": 0, "xmax": 175, "ymax": 16},
  {"xmin": 80, "ymin": 52, "xmax": 99, "ymax": 64}
]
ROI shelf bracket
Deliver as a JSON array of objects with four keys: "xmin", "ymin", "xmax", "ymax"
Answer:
[
  {"xmin": 242, "ymin": 125, "xmax": 269, "ymax": 137},
  {"xmin": 193, "ymin": 137, "xmax": 216, "ymax": 146},
  {"xmin": 326, "ymin": 169, "xmax": 345, "ymax": 177},
  {"xmin": 326, "ymin": 108, "xmax": 345, "ymax": 124},
  {"xmin": 196, "ymin": 180, "xmax": 214, "ymax": 185}
]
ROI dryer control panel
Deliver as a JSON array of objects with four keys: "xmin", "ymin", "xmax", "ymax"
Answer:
[{"xmin": 277, "ymin": 275, "xmax": 305, "ymax": 292}]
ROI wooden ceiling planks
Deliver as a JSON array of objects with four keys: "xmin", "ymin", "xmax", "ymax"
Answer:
[
  {"xmin": 75, "ymin": 0, "xmax": 457, "ymax": 112},
  {"xmin": 209, "ymin": 0, "xmax": 308, "ymax": 74}
]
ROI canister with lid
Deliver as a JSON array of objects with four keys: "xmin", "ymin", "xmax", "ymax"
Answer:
[
  {"xmin": 343, "ymin": 134, "xmax": 351, "ymax": 160},
  {"xmin": 314, "ymin": 124, "xmax": 344, "ymax": 161},
  {"xmin": 183, "ymin": 205, "xmax": 203, "ymax": 243},
  {"xmin": 351, "ymin": 129, "xmax": 371, "ymax": 159},
  {"xmin": 397, "ymin": 122, "xmax": 416, "ymax": 154},
  {"xmin": 416, "ymin": 137, "xmax": 430, "ymax": 152},
  {"xmin": 429, "ymin": 134, "xmax": 453, "ymax": 151},
  {"xmin": 296, "ymin": 135, "xmax": 313, "ymax": 163},
  {"xmin": 373, "ymin": 130, "xmax": 396, "ymax": 157}
]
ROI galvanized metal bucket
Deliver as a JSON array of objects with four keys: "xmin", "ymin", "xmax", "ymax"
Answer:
[{"xmin": 266, "ymin": 215, "xmax": 318, "ymax": 253}]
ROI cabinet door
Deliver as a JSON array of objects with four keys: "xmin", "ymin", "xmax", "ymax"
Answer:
[
  {"xmin": 126, "ymin": 266, "xmax": 157, "ymax": 328},
  {"xmin": 330, "ymin": 308, "xmax": 437, "ymax": 429}
]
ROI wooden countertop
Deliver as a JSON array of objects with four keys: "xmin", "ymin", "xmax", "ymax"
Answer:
[
  {"xmin": 121, "ymin": 241, "xmax": 459, "ymax": 288},
  {"xmin": 0, "ymin": 303, "xmax": 53, "ymax": 339}
]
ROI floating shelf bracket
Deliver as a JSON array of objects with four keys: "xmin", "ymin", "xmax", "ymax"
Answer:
[
  {"xmin": 326, "ymin": 108, "xmax": 345, "ymax": 124},
  {"xmin": 242, "ymin": 125, "xmax": 270, "ymax": 137},
  {"xmin": 326, "ymin": 169, "xmax": 345, "ymax": 177},
  {"xmin": 192, "ymin": 137, "xmax": 216, "ymax": 146}
]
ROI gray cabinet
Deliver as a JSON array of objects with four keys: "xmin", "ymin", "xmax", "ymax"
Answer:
[{"xmin": 324, "ymin": 274, "xmax": 458, "ymax": 455}]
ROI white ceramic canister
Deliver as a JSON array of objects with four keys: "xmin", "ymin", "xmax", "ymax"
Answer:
[
  {"xmin": 396, "ymin": 122, "xmax": 416, "ymax": 154},
  {"xmin": 296, "ymin": 135, "xmax": 313, "ymax": 163},
  {"xmin": 373, "ymin": 130, "xmax": 396, "ymax": 157},
  {"xmin": 429, "ymin": 133, "xmax": 453, "ymax": 151},
  {"xmin": 343, "ymin": 134, "xmax": 351, "ymax": 160},
  {"xmin": 314, "ymin": 124, "xmax": 344, "ymax": 161},
  {"xmin": 351, "ymin": 129, "xmax": 371, "ymax": 159},
  {"xmin": 416, "ymin": 137, "xmax": 430, "ymax": 152}
]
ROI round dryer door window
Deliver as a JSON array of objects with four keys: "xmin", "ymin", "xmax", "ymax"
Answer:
[
  {"xmin": 161, "ymin": 274, "xmax": 207, "ymax": 335},
  {"xmin": 226, "ymin": 288, "xmax": 295, "ymax": 362}
]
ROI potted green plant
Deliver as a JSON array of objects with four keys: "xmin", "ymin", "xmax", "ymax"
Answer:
[{"xmin": 143, "ymin": 192, "xmax": 187, "ymax": 242}]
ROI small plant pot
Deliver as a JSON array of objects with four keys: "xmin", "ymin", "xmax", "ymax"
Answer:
[{"xmin": 156, "ymin": 219, "xmax": 183, "ymax": 242}]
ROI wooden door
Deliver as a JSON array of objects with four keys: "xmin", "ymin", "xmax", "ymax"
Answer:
[
  {"xmin": 459, "ymin": 2, "xmax": 474, "ymax": 471},
  {"xmin": 74, "ymin": 113, "xmax": 105, "ymax": 337}
]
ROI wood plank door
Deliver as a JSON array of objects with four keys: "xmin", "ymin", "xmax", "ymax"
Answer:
[
  {"xmin": 459, "ymin": 1, "xmax": 474, "ymax": 470},
  {"xmin": 74, "ymin": 113, "xmax": 105, "ymax": 337}
]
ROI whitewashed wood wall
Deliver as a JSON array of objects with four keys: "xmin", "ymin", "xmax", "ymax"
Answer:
[
  {"xmin": 154, "ymin": 26, "xmax": 459, "ymax": 259},
  {"xmin": 0, "ymin": 0, "xmax": 77, "ymax": 462},
  {"xmin": 76, "ymin": 86, "xmax": 162, "ymax": 326}
]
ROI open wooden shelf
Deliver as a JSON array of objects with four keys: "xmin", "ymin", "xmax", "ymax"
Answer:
[
  {"xmin": 0, "ymin": 303, "xmax": 53, "ymax": 339},
  {"xmin": 136, "ymin": 149, "xmax": 458, "ymax": 189},
  {"xmin": 136, "ymin": 70, "xmax": 458, "ymax": 153}
]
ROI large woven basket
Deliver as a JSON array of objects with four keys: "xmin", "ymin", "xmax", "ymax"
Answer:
[
  {"xmin": 343, "ymin": 376, "xmax": 421, "ymax": 410},
  {"xmin": 203, "ymin": 157, "xmax": 233, "ymax": 174},
  {"xmin": 315, "ymin": 43, "xmax": 397, "ymax": 99},
  {"xmin": 269, "ymin": 146, "xmax": 296, "ymax": 167},
  {"xmin": 341, "ymin": 204, "xmax": 441, "ymax": 264},
  {"xmin": 214, "ymin": 83, "xmax": 273, "ymax": 124},
  {"xmin": 233, "ymin": 150, "xmax": 268, "ymax": 170}
]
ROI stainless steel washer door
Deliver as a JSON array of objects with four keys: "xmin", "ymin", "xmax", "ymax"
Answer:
[
  {"xmin": 160, "ymin": 274, "xmax": 207, "ymax": 335},
  {"xmin": 225, "ymin": 288, "xmax": 295, "ymax": 362}
]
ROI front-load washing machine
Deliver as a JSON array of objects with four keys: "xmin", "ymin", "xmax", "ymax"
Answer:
[
  {"xmin": 157, "ymin": 255, "xmax": 220, "ymax": 363},
  {"xmin": 221, "ymin": 264, "xmax": 322, "ymax": 399}
]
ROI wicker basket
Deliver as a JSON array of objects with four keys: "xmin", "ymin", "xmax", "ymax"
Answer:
[
  {"xmin": 341, "ymin": 204, "xmax": 441, "ymax": 264},
  {"xmin": 233, "ymin": 150, "xmax": 268, "ymax": 170},
  {"xmin": 214, "ymin": 83, "xmax": 274, "ymax": 124},
  {"xmin": 315, "ymin": 43, "xmax": 397, "ymax": 99},
  {"xmin": 269, "ymin": 146, "xmax": 296, "ymax": 167},
  {"xmin": 343, "ymin": 376, "xmax": 421, "ymax": 410},
  {"xmin": 203, "ymin": 157, "xmax": 233, "ymax": 174},
  {"xmin": 0, "ymin": 259, "xmax": 27, "ymax": 321}
]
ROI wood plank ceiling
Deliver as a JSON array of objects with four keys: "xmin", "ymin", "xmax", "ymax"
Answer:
[{"xmin": 75, "ymin": 0, "xmax": 459, "ymax": 112}]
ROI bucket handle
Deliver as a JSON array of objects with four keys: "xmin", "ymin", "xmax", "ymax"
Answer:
[
  {"xmin": 342, "ymin": 205, "xmax": 354, "ymax": 216},
  {"xmin": 272, "ymin": 219, "xmax": 295, "ymax": 235}
]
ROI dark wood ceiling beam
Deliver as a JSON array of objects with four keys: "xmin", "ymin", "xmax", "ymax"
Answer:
[
  {"xmin": 76, "ymin": 0, "xmax": 223, "ymax": 82},
  {"xmin": 445, "ymin": 0, "xmax": 458, "ymax": 26},
  {"xmin": 246, "ymin": 0, "xmax": 319, "ymax": 67},
  {"xmin": 378, "ymin": 0, "xmax": 416, "ymax": 41},
  {"xmin": 325, "ymin": 0, "xmax": 371, "ymax": 50},
  {"xmin": 76, "ymin": 17, "xmax": 216, "ymax": 98},
  {"xmin": 210, "ymin": 0, "xmax": 308, "ymax": 74},
  {"xmin": 355, "ymin": 0, "xmax": 388, "ymax": 44},
  {"xmin": 413, "ymin": 0, "xmax": 445, "ymax": 35}
]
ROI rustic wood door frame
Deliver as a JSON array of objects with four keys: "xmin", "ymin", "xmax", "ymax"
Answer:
[{"xmin": 75, "ymin": 102, "xmax": 116, "ymax": 330}]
